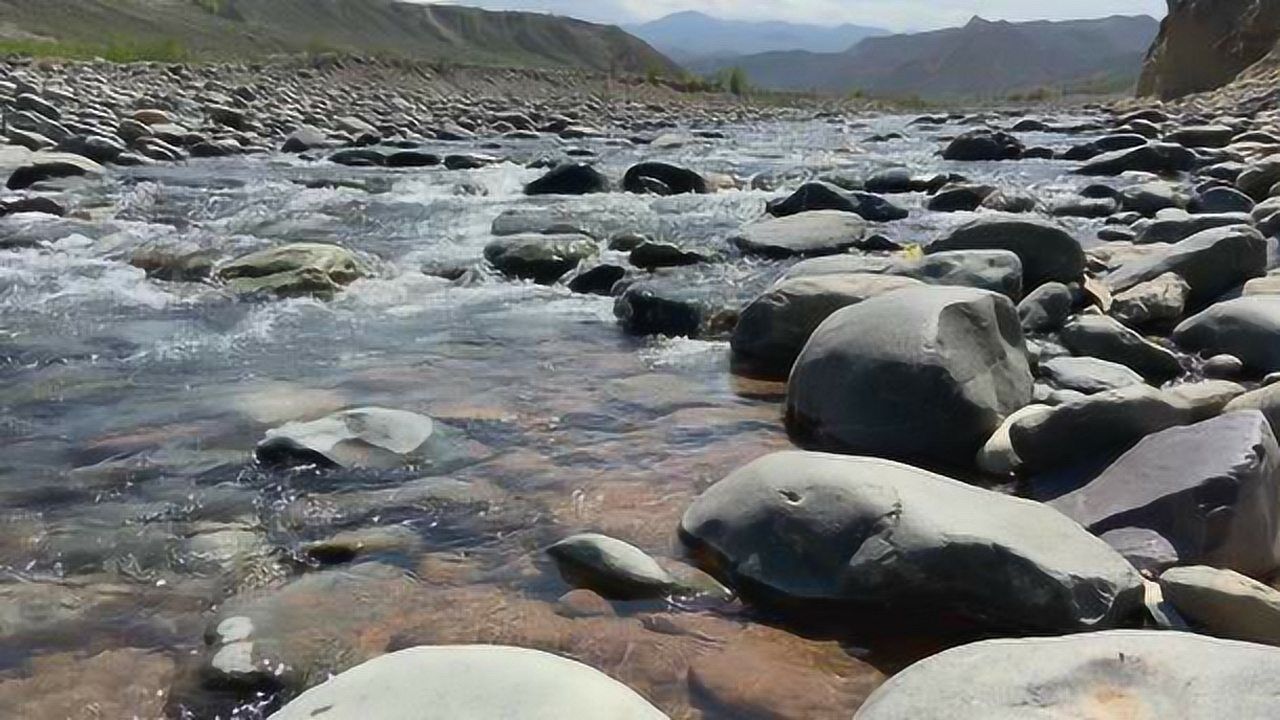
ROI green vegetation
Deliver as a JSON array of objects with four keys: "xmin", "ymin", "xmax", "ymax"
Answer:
[
  {"xmin": 727, "ymin": 66, "xmax": 747, "ymax": 97},
  {"xmin": 0, "ymin": 37, "xmax": 189, "ymax": 63}
]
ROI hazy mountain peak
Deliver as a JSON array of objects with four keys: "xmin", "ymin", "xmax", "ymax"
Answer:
[{"xmin": 627, "ymin": 11, "xmax": 889, "ymax": 63}]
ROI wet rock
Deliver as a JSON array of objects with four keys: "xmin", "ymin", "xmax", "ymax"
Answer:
[
  {"xmin": 1059, "ymin": 315, "xmax": 1181, "ymax": 381},
  {"xmin": 329, "ymin": 148, "xmax": 387, "ymax": 166},
  {"xmin": 1076, "ymin": 142, "xmax": 1198, "ymax": 176},
  {"xmin": 217, "ymin": 242, "xmax": 365, "ymax": 298},
  {"xmin": 0, "ymin": 197, "xmax": 65, "ymax": 217},
  {"xmin": 483, "ymin": 233, "xmax": 596, "ymax": 284},
  {"xmin": 863, "ymin": 167, "xmax": 913, "ymax": 193},
  {"xmin": 1040, "ymin": 356, "xmax": 1146, "ymax": 395},
  {"xmin": 524, "ymin": 163, "xmax": 608, "ymax": 195},
  {"xmin": 1135, "ymin": 211, "xmax": 1253, "ymax": 244},
  {"xmin": 1105, "ymin": 225, "xmax": 1267, "ymax": 307},
  {"xmin": 1175, "ymin": 297, "xmax": 1280, "ymax": 375},
  {"xmin": 925, "ymin": 183, "xmax": 994, "ymax": 212},
  {"xmin": 731, "ymin": 274, "xmax": 923, "ymax": 379},
  {"xmin": 940, "ymin": 129, "xmax": 1023, "ymax": 161},
  {"xmin": 730, "ymin": 210, "xmax": 866, "ymax": 259},
  {"xmin": 1161, "ymin": 566, "xmax": 1280, "ymax": 646},
  {"xmin": 614, "ymin": 279, "xmax": 732, "ymax": 339},
  {"xmin": 7, "ymin": 152, "xmax": 105, "ymax": 190},
  {"xmin": 567, "ymin": 263, "xmax": 626, "ymax": 295},
  {"xmin": 554, "ymin": 589, "xmax": 616, "ymax": 618},
  {"xmin": 926, "ymin": 214, "xmax": 1085, "ymax": 289},
  {"xmin": 256, "ymin": 406, "xmax": 480, "ymax": 471},
  {"xmin": 622, "ymin": 162, "xmax": 707, "ymax": 195},
  {"xmin": 785, "ymin": 250, "xmax": 1023, "ymax": 302},
  {"xmin": 386, "ymin": 150, "xmax": 442, "ymax": 167},
  {"xmin": 1051, "ymin": 411, "xmax": 1280, "ymax": 577},
  {"xmin": 766, "ymin": 182, "xmax": 907, "ymax": 222},
  {"xmin": 629, "ymin": 241, "xmax": 706, "ymax": 269},
  {"xmin": 1111, "ymin": 272, "xmax": 1190, "ymax": 328},
  {"xmin": 546, "ymin": 533, "xmax": 674, "ymax": 600},
  {"xmin": 680, "ymin": 451, "xmax": 1142, "ymax": 633},
  {"xmin": 0, "ymin": 648, "xmax": 175, "ymax": 720},
  {"xmin": 786, "ymin": 286, "xmax": 1032, "ymax": 467},
  {"xmin": 854, "ymin": 631, "xmax": 1280, "ymax": 720},
  {"xmin": 269, "ymin": 645, "xmax": 669, "ymax": 720},
  {"xmin": 444, "ymin": 153, "xmax": 499, "ymax": 170},
  {"xmin": 1017, "ymin": 281, "xmax": 1073, "ymax": 332}
]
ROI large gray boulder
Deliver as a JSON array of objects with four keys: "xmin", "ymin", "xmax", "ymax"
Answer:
[
  {"xmin": 269, "ymin": 645, "xmax": 669, "ymax": 720},
  {"xmin": 926, "ymin": 215, "xmax": 1085, "ymax": 289},
  {"xmin": 1104, "ymin": 225, "xmax": 1267, "ymax": 308},
  {"xmin": 854, "ymin": 631, "xmax": 1280, "ymax": 720},
  {"xmin": 1039, "ymin": 356, "xmax": 1146, "ymax": 395},
  {"xmin": 787, "ymin": 287, "xmax": 1032, "ymax": 467},
  {"xmin": 1075, "ymin": 142, "xmax": 1198, "ymax": 175},
  {"xmin": 6, "ymin": 151, "xmax": 105, "ymax": 190},
  {"xmin": 730, "ymin": 274, "xmax": 922, "ymax": 379},
  {"xmin": 1161, "ymin": 566, "xmax": 1280, "ymax": 646},
  {"xmin": 1111, "ymin": 272, "xmax": 1190, "ymax": 328},
  {"xmin": 1059, "ymin": 315, "xmax": 1182, "ymax": 381},
  {"xmin": 1050, "ymin": 411, "xmax": 1280, "ymax": 578},
  {"xmin": 1175, "ymin": 296, "xmax": 1280, "ymax": 374},
  {"xmin": 1225, "ymin": 384, "xmax": 1280, "ymax": 438},
  {"xmin": 730, "ymin": 210, "xmax": 866, "ymax": 258},
  {"xmin": 784, "ymin": 250, "xmax": 1022, "ymax": 299},
  {"xmin": 679, "ymin": 452, "xmax": 1143, "ymax": 633},
  {"xmin": 1135, "ymin": 211, "xmax": 1253, "ymax": 244}
]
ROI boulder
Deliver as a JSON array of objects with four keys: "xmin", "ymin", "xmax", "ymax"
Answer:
[
  {"xmin": 1059, "ymin": 315, "xmax": 1182, "ymax": 381},
  {"xmin": 1105, "ymin": 225, "xmax": 1267, "ymax": 307},
  {"xmin": 524, "ymin": 164, "xmax": 608, "ymax": 195},
  {"xmin": 730, "ymin": 210, "xmax": 866, "ymax": 258},
  {"xmin": 926, "ymin": 183, "xmax": 995, "ymax": 212},
  {"xmin": 1135, "ymin": 211, "xmax": 1253, "ymax": 244},
  {"xmin": 1039, "ymin": 356, "xmax": 1146, "ymax": 395},
  {"xmin": 269, "ymin": 646, "xmax": 669, "ymax": 720},
  {"xmin": 256, "ymin": 407, "xmax": 479, "ymax": 471},
  {"xmin": 784, "ymin": 250, "xmax": 1023, "ymax": 299},
  {"xmin": 1174, "ymin": 297, "xmax": 1280, "ymax": 374},
  {"xmin": 546, "ymin": 533, "xmax": 674, "ymax": 600},
  {"xmin": 679, "ymin": 452, "xmax": 1143, "ymax": 632},
  {"xmin": 1017, "ymin": 281, "xmax": 1073, "ymax": 333},
  {"xmin": 1193, "ymin": 186, "xmax": 1255, "ymax": 214},
  {"xmin": 1161, "ymin": 566, "xmax": 1280, "ymax": 646},
  {"xmin": 766, "ymin": 182, "xmax": 908, "ymax": 222},
  {"xmin": 622, "ymin": 162, "xmax": 706, "ymax": 195},
  {"xmin": 940, "ymin": 129, "xmax": 1024, "ymax": 161},
  {"xmin": 730, "ymin": 274, "xmax": 923, "ymax": 379},
  {"xmin": 614, "ymin": 279, "xmax": 731, "ymax": 339},
  {"xmin": 567, "ymin": 264, "xmax": 626, "ymax": 295},
  {"xmin": 281, "ymin": 125, "xmax": 329, "ymax": 153},
  {"xmin": 1225, "ymin": 384, "xmax": 1280, "ymax": 438},
  {"xmin": 1076, "ymin": 143, "xmax": 1198, "ymax": 176},
  {"xmin": 1111, "ymin": 272, "xmax": 1191, "ymax": 328},
  {"xmin": 976, "ymin": 404, "xmax": 1053, "ymax": 476},
  {"xmin": 1238, "ymin": 155, "xmax": 1280, "ymax": 201},
  {"xmin": 7, "ymin": 152, "xmax": 105, "ymax": 190},
  {"xmin": 483, "ymin": 234, "xmax": 596, "ymax": 284},
  {"xmin": 854, "ymin": 631, "xmax": 1280, "ymax": 720},
  {"xmin": 628, "ymin": 242, "xmax": 705, "ymax": 269},
  {"xmin": 1168, "ymin": 125, "xmax": 1236, "ymax": 148},
  {"xmin": 1051, "ymin": 411, "xmax": 1280, "ymax": 577},
  {"xmin": 217, "ymin": 242, "xmax": 365, "ymax": 298},
  {"xmin": 786, "ymin": 286, "xmax": 1032, "ymax": 467},
  {"xmin": 927, "ymin": 215, "xmax": 1085, "ymax": 289},
  {"xmin": 1120, "ymin": 182, "xmax": 1187, "ymax": 216}
]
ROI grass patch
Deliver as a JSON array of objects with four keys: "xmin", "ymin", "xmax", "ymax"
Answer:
[{"xmin": 0, "ymin": 37, "xmax": 190, "ymax": 63}]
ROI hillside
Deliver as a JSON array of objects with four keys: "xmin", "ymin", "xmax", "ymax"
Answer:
[
  {"xmin": 705, "ymin": 15, "xmax": 1159, "ymax": 99},
  {"xmin": 1138, "ymin": 0, "xmax": 1280, "ymax": 100},
  {"xmin": 626, "ymin": 10, "xmax": 887, "ymax": 64},
  {"xmin": 0, "ymin": 0, "xmax": 679, "ymax": 73}
]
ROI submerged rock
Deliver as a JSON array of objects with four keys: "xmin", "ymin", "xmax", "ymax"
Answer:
[
  {"xmin": 546, "ymin": 533, "xmax": 674, "ymax": 600},
  {"xmin": 256, "ymin": 406, "xmax": 480, "ymax": 471}
]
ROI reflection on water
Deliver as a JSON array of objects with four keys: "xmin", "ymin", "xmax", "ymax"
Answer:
[{"xmin": 0, "ymin": 115, "xmax": 1114, "ymax": 717}]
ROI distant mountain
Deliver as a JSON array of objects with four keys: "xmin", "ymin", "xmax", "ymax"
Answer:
[
  {"xmin": 699, "ymin": 15, "xmax": 1160, "ymax": 99},
  {"xmin": 626, "ymin": 10, "xmax": 888, "ymax": 63},
  {"xmin": 0, "ymin": 0, "xmax": 679, "ymax": 74}
]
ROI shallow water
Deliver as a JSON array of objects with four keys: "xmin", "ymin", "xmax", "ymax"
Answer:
[{"xmin": 0, "ymin": 113, "xmax": 1120, "ymax": 717}]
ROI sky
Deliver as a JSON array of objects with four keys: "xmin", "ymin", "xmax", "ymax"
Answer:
[{"xmin": 418, "ymin": 1, "xmax": 1167, "ymax": 30}]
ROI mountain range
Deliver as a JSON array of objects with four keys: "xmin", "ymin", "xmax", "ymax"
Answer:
[
  {"xmin": 0, "ymin": 0, "xmax": 679, "ymax": 74},
  {"xmin": 625, "ymin": 11, "xmax": 887, "ymax": 64},
  {"xmin": 695, "ymin": 15, "xmax": 1160, "ymax": 99}
]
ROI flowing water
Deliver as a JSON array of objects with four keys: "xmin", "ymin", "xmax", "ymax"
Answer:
[{"xmin": 0, "ymin": 113, "xmax": 1119, "ymax": 717}]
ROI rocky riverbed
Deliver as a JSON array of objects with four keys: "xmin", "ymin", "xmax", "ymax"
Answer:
[{"xmin": 2, "ymin": 55, "xmax": 1280, "ymax": 719}]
